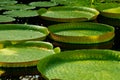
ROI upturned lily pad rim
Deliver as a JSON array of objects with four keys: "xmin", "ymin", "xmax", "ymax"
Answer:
[
  {"xmin": 100, "ymin": 7, "xmax": 120, "ymax": 19},
  {"xmin": 0, "ymin": 24, "xmax": 49, "ymax": 42},
  {"xmin": 48, "ymin": 22, "xmax": 115, "ymax": 44},
  {"xmin": 94, "ymin": 3, "xmax": 120, "ymax": 19},
  {"xmin": 38, "ymin": 6, "xmax": 99, "ymax": 22},
  {"xmin": 51, "ymin": 0, "xmax": 91, "ymax": 6},
  {"xmin": 0, "ymin": 41, "xmax": 55, "ymax": 67},
  {"xmin": 37, "ymin": 49, "xmax": 120, "ymax": 80}
]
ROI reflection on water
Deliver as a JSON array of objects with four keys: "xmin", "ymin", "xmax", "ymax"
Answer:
[
  {"xmin": 97, "ymin": 15, "xmax": 120, "ymax": 27},
  {"xmin": 0, "ymin": 66, "xmax": 44, "ymax": 80},
  {"xmin": 49, "ymin": 38, "xmax": 114, "ymax": 51}
]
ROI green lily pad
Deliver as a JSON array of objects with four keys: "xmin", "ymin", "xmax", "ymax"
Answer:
[
  {"xmin": 101, "ymin": 7, "xmax": 120, "ymax": 19},
  {"xmin": 51, "ymin": 0, "xmax": 91, "ymax": 6},
  {"xmin": 37, "ymin": 49, "xmax": 120, "ymax": 80},
  {"xmin": 0, "ymin": 24, "xmax": 49, "ymax": 42},
  {"xmin": 3, "ymin": 10, "xmax": 39, "ymax": 18},
  {"xmin": 48, "ymin": 22, "xmax": 115, "ymax": 44},
  {"xmin": 0, "ymin": 7, "xmax": 3, "ymax": 10},
  {"xmin": 94, "ymin": 3, "xmax": 120, "ymax": 11},
  {"xmin": 0, "ymin": 41, "xmax": 56, "ymax": 67},
  {"xmin": 51, "ymin": 39, "xmax": 113, "ymax": 50},
  {"xmin": 103, "ymin": 7, "xmax": 120, "ymax": 13},
  {"xmin": 29, "ymin": 1, "xmax": 57, "ymax": 7},
  {"xmin": 0, "ymin": 0, "xmax": 17, "ymax": 6},
  {"xmin": 1, "ymin": 4, "xmax": 35, "ymax": 10},
  {"xmin": 38, "ymin": 6, "xmax": 99, "ymax": 22},
  {"xmin": 0, "ymin": 15, "xmax": 15, "ymax": 23},
  {"xmin": 94, "ymin": 3, "xmax": 120, "ymax": 19}
]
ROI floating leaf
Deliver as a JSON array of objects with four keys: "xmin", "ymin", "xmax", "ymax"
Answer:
[
  {"xmin": 0, "ymin": 24, "xmax": 49, "ymax": 42},
  {"xmin": 3, "ymin": 10, "xmax": 39, "ymax": 17},
  {"xmin": 51, "ymin": 0, "xmax": 91, "ymax": 6},
  {"xmin": 0, "ymin": 15, "xmax": 15, "ymax": 23},
  {"xmin": 37, "ymin": 49, "xmax": 120, "ymax": 80},
  {"xmin": 0, "ymin": 41, "xmax": 56, "ymax": 67},
  {"xmin": 48, "ymin": 22, "xmax": 115, "ymax": 44},
  {"xmin": 1, "ymin": 4, "xmax": 35, "ymax": 10},
  {"xmin": 38, "ymin": 6, "xmax": 99, "ymax": 22},
  {"xmin": 0, "ymin": 0, "xmax": 17, "ymax": 6},
  {"xmin": 29, "ymin": 1, "xmax": 57, "ymax": 7}
]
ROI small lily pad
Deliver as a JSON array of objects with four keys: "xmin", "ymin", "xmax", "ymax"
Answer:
[
  {"xmin": 3, "ymin": 10, "xmax": 39, "ymax": 18},
  {"xmin": 0, "ymin": 15, "xmax": 15, "ymax": 23},
  {"xmin": 1, "ymin": 4, "xmax": 35, "ymax": 10},
  {"xmin": 48, "ymin": 22, "xmax": 115, "ymax": 44},
  {"xmin": 37, "ymin": 49, "xmax": 120, "ymax": 80},
  {"xmin": 29, "ymin": 1, "xmax": 57, "ymax": 7}
]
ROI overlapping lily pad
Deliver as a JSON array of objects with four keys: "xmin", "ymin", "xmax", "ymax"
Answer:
[{"xmin": 37, "ymin": 49, "xmax": 120, "ymax": 80}]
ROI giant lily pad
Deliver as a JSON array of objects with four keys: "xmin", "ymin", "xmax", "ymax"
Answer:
[
  {"xmin": 37, "ymin": 49, "xmax": 120, "ymax": 80},
  {"xmin": 3, "ymin": 10, "xmax": 39, "ymax": 18},
  {"xmin": 48, "ymin": 22, "xmax": 115, "ymax": 44},
  {"xmin": 38, "ymin": 6, "xmax": 99, "ymax": 22},
  {"xmin": 101, "ymin": 7, "xmax": 120, "ymax": 19},
  {"xmin": 0, "ymin": 24, "xmax": 49, "ymax": 42},
  {"xmin": 0, "ymin": 15, "xmax": 15, "ymax": 23},
  {"xmin": 0, "ymin": 41, "xmax": 57, "ymax": 67},
  {"xmin": 94, "ymin": 3, "xmax": 120, "ymax": 19}
]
